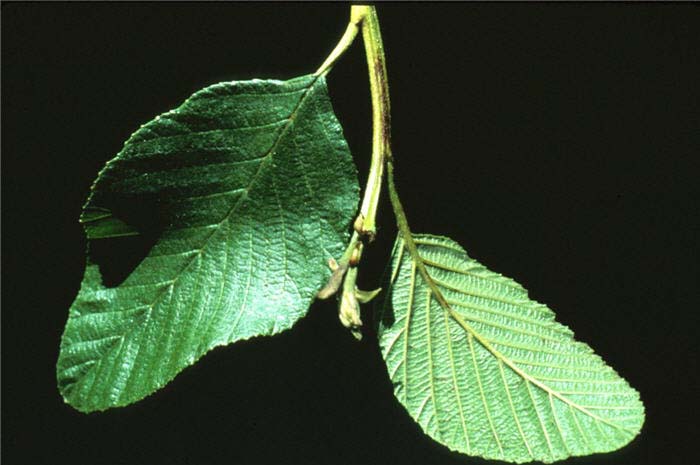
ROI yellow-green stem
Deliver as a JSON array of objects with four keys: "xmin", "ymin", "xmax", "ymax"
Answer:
[
  {"xmin": 357, "ymin": 6, "xmax": 391, "ymax": 237},
  {"xmin": 318, "ymin": 5, "xmax": 389, "ymax": 242},
  {"xmin": 316, "ymin": 6, "xmax": 396, "ymax": 333}
]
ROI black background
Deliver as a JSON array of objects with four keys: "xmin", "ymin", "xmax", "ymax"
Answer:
[{"xmin": 3, "ymin": 3, "xmax": 699, "ymax": 465}]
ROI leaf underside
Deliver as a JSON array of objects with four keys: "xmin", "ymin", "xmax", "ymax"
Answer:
[
  {"xmin": 57, "ymin": 74, "xmax": 359, "ymax": 412},
  {"xmin": 377, "ymin": 234, "xmax": 644, "ymax": 463}
]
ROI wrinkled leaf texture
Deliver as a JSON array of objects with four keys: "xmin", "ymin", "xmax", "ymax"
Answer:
[
  {"xmin": 57, "ymin": 74, "xmax": 359, "ymax": 412},
  {"xmin": 378, "ymin": 234, "xmax": 644, "ymax": 463}
]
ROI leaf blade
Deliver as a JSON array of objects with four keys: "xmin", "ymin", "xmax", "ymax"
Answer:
[
  {"xmin": 57, "ymin": 74, "xmax": 359, "ymax": 412},
  {"xmin": 378, "ymin": 234, "xmax": 644, "ymax": 463}
]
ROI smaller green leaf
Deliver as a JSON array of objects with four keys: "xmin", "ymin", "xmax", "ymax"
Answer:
[{"xmin": 377, "ymin": 233, "xmax": 644, "ymax": 463}]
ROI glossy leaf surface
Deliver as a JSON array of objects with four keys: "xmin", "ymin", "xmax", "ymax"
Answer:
[
  {"xmin": 57, "ymin": 74, "xmax": 359, "ymax": 412},
  {"xmin": 378, "ymin": 234, "xmax": 644, "ymax": 463}
]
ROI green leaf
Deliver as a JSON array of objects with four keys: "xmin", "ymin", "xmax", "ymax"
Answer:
[
  {"xmin": 57, "ymin": 74, "xmax": 359, "ymax": 412},
  {"xmin": 377, "ymin": 234, "xmax": 644, "ymax": 463}
]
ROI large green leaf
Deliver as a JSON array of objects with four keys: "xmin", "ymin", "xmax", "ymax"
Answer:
[
  {"xmin": 57, "ymin": 74, "xmax": 359, "ymax": 412},
  {"xmin": 377, "ymin": 234, "xmax": 644, "ymax": 463}
]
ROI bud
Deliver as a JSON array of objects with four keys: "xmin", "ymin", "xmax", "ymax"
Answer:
[{"xmin": 339, "ymin": 289, "xmax": 362, "ymax": 340}]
